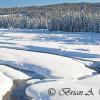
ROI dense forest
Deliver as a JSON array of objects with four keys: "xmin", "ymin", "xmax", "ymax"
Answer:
[{"xmin": 0, "ymin": 3, "xmax": 100, "ymax": 32}]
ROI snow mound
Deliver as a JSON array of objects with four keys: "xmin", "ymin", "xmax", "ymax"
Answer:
[
  {"xmin": 0, "ymin": 72, "xmax": 13, "ymax": 100},
  {"xmin": 26, "ymin": 75, "xmax": 100, "ymax": 100}
]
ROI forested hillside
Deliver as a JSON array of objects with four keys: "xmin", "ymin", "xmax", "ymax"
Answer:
[{"xmin": 0, "ymin": 3, "xmax": 100, "ymax": 32}]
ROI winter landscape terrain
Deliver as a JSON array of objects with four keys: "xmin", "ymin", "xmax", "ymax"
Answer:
[{"xmin": 0, "ymin": 29, "xmax": 100, "ymax": 100}]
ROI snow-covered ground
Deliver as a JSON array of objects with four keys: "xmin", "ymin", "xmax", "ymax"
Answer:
[{"xmin": 0, "ymin": 29, "xmax": 100, "ymax": 100}]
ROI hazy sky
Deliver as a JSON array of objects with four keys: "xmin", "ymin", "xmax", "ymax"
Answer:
[{"xmin": 0, "ymin": 0, "xmax": 100, "ymax": 8}]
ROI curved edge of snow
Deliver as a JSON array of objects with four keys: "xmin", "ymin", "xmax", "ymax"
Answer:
[
  {"xmin": 26, "ymin": 74, "xmax": 100, "ymax": 100},
  {"xmin": 0, "ymin": 65, "xmax": 30, "ymax": 80}
]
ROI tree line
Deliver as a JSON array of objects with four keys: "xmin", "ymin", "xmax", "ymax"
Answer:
[{"xmin": 0, "ymin": 3, "xmax": 100, "ymax": 32}]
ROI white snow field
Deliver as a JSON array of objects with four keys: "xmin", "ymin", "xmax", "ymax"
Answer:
[{"xmin": 0, "ymin": 29, "xmax": 100, "ymax": 100}]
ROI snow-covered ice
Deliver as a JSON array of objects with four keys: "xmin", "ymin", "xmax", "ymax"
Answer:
[
  {"xmin": 0, "ymin": 48, "xmax": 96, "ymax": 79},
  {"xmin": 0, "ymin": 29, "xmax": 100, "ymax": 100}
]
